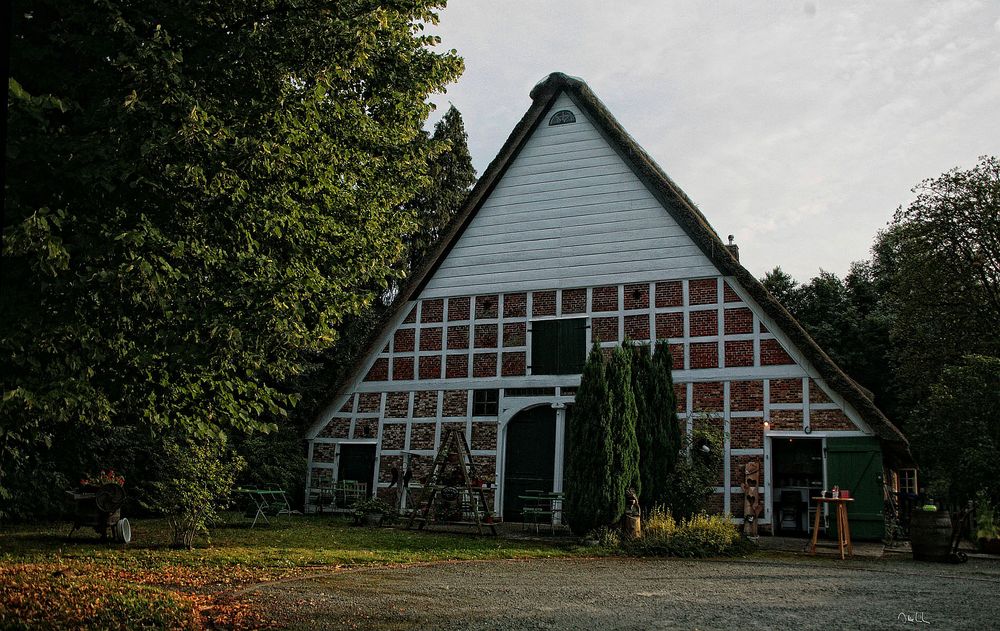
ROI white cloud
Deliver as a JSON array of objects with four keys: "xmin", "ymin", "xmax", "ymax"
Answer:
[{"xmin": 426, "ymin": 0, "xmax": 1000, "ymax": 280}]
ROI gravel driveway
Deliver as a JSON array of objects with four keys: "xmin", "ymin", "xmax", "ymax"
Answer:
[{"xmin": 244, "ymin": 555, "xmax": 1000, "ymax": 630}]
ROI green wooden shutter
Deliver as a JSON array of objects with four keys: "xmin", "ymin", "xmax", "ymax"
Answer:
[
  {"xmin": 531, "ymin": 320, "xmax": 559, "ymax": 375},
  {"xmin": 826, "ymin": 436, "xmax": 885, "ymax": 540},
  {"xmin": 557, "ymin": 318, "xmax": 587, "ymax": 374}
]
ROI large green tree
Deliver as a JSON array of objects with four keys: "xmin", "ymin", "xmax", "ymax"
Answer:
[
  {"xmin": 405, "ymin": 105, "xmax": 476, "ymax": 270},
  {"xmin": 2, "ymin": 1, "xmax": 463, "ymax": 500},
  {"xmin": 873, "ymin": 155, "xmax": 1000, "ymax": 410}
]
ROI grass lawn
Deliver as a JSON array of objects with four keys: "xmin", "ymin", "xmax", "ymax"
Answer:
[{"xmin": 0, "ymin": 514, "xmax": 588, "ymax": 629}]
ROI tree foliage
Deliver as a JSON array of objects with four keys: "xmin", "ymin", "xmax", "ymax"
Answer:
[
  {"xmin": 664, "ymin": 426, "xmax": 724, "ymax": 520},
  {"xmin": 1, "ymin": 1, "xmax": 463, "ymax": 501},
  {"xmin": 405, "ymin": 105, "xmax": 476, "ymax": 269},
  {"xmin": 909, "ymin": 356, "xmax": 1000, "ymax": 505},
  {"xmin": 874, "ymin": 155, "xmax": 1000, "ymax": 409},
  {"xmin": 607, "ymin": 345, "xmax": 640, "ymax": 520},
  {"xmin": 564, "ymin": 344, "xmax": 614, "ymax": 535},
  {"xmin": 632, "ymin": 341, "xmax": 681, "ymax": 512}
]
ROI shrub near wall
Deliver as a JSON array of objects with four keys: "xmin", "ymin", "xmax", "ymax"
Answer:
[{"xmin": 623, "ymin": 509, "xmax": 754, "ymax": 558}]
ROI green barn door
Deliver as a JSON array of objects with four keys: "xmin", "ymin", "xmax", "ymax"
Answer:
[{"xmin": 825, "ymin": 437, "xmax": 884, "ymax": 540}]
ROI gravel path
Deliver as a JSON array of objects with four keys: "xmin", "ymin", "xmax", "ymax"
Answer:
[{"xmin": 246, "ymin": 555, "xmax": 1000, "ymax": 630}]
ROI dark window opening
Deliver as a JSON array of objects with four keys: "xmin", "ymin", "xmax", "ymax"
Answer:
[
  {"xmin": 473, "ymin": 389, "xmax": 499, "ymax": 416},
  {"xmin": 548, "ymin": 109, "xmax": 576, "ymax": 126},
  {"xmin": 531, "ymin": 318, "xmax": 587, "ymax": 375}
]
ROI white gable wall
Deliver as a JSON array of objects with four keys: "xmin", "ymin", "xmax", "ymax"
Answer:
[{"xmin": 421, "ymin": 93, "xmax": 718, "ymax": 298}]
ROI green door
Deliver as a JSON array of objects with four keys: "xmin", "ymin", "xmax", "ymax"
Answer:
[
  {"xmin": 503, "ymin": 406, "xmax": 557, "ymax": 521},
  {"xmin": 825, "ymin": 437, "xmax": 884, "ymax": 540}
]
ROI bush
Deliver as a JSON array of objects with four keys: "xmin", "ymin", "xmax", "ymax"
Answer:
[
  {"xmin": 663, "ymin": 426, "xmax": 724, "ymax": 519},
  {"xmin": 147, "ymin": 436, "xmax": 245, "ymax": 548},
  {"xmin": 623, "ymin": 508, "xmax": 754, "ymax": 558}
]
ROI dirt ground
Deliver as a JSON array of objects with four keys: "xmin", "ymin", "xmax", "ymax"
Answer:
[{"xmin": 237, "ymin": 554, "xmax": 1000, "ymax": 630}]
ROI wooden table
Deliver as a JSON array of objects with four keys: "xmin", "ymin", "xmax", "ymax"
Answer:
[{"xmin": 810, "ymin": 497, "xmax": 854, "ymax": 559}]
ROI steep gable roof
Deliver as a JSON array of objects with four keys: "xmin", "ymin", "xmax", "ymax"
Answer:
[{"xmin": 322, "ymin": 72, "xmax": 907, "ymax": 447}]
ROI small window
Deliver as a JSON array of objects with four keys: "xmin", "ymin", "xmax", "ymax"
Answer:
[
  {"xmin": 548, "ymin": 109, "xmax": 576, "ymax": 126},
  {"xmin": 472, "ymin": 389, "xmax": 499, "ymax": 416},
  {"xmin": 531, "ymin": 318, "xmax": 587, "ymax": 375},
  {"xmin": 899, "ymin": 468, "xmax": 918, "ymax": 495}
]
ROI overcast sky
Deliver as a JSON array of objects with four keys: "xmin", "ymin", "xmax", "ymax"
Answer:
[{"xmin": 425, "ymin": 0, "xmax": 1000, "ymax": 281}]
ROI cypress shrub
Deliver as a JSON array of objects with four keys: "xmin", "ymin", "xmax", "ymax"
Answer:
[
  {"xmin": 642, "ymin": 340, "xmax": 682, "ymax": 510},
  {"xmin": 607, "ymin": 345, "xmax": 640, "ymax": 523},
  {"xmin": 564, "ymin": 344, "xmax": 615, "ymax": 535}
]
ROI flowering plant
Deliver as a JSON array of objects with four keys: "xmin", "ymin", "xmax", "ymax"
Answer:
[{"xmin": 80, "ymin": 469, "xmax": 125, "ymax": 487}]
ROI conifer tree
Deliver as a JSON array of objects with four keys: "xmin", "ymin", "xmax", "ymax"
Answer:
[
  {"xmin": 646, "ymin": 340, "xmax": 682, "ymax": 509},
  {"xmin": 564, "ymin": 344, "xmax": 614, "ymax": 535},
  {"xmin": 607, "ymin": 345, "xmax": 640, "ymax": 522}
]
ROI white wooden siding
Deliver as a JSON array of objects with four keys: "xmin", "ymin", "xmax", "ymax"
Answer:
[{"xmin": 420, "ymin": 93, "xmax": 717, "ymax": 298}]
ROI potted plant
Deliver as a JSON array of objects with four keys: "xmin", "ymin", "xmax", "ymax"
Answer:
[
  {"xmin": 353, "ymin": 497, "xmax": 392, "ymax": 526},
  {"xmin": 975, "ymin": 494, "xmax": 1000, "ymax": 554}
]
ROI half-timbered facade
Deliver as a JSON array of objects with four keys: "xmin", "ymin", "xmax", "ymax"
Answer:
[{"xmin": 305, "ymin": 73, "xmax": 908, "ymax": 537}]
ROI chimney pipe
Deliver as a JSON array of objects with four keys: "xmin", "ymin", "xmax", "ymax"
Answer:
[{"xmin": 726, "ymin": 234, "xmax": 740, "ymax": 261}]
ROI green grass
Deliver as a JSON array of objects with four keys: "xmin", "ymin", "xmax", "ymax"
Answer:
[
  {"xmin": 1, "ymin": 513, "xmax": 581, "ymax": 569},
  {"xmin": 1, "ymin": 514, "xmax": 588, "ymax": 629}
]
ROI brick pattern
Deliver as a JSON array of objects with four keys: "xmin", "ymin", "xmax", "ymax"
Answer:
[
  {"xmin": 724, "ymin": 340, "xmax": 753, "ymax": 367},
  {"xmin": 501, "ymin": 351, "xmax": 526, "ymax": 377},
  {"xmin": 689, "ymin": 342, "xmax": 718, "ymax": 369},
  {"xmin": 503, "ymin": 293, "xmax": 527, "ymax": 318},
  {"xmin": 418, "ymin": 355, "xmax": 441, "ymax": 380},
  {"xmin": 472, "ymin": 422, "xmax": 498, "ymax": 450},
  {"xmin": 413, "ymin": 391, "xmax": 437, "ymax": 417},
  {"xmin": 419, "ymin": 327, "xmax": 442, "ymax": 351},
  {"xmin": 730, "ymin": 417, "xmax": 764, "ymax": 449},
  {"xmin": 473, "ymin": 353, "xmax": 497, "ymax": 378},
  {"xmin": 730, "ymin": 380, "xmax": 763, "ymax": 412},
  {"xmin": 624, "ymin": 314, "xmax": 650, "ymax": 340},
  {"xmin": 769, "ymin": 378, "xmax": 802, "ymax": 403},
  {"xmin": 443, "ymin": 390, "xmax": 467, "ymax": 417},
  {"xmin": 365, "ymin": 358, "xmax": 388, "ymax": 381},
  {"xmin": 358, "ymin": 392, "xmax": 381, "ymax": 413},
  {"xmin": 476, "ymin": 295, "xmax": 498, "ymax": 319},
  {"xmin": 592, "ymin": 285, "xmax": 619, "ymax": 311},
  {"xmin": 688, "ymin": 278, "xmax": 718, "ymax": 305},
  {"xmin": 561, "ymin": 288, "xmax": 586, "ymax": 314},
  {"xmin": 394, "ymin": 329, "xmax": 415, "ymax": 353},
  {"xmin": 693, "ymin": 381, "xmax": 724, "ymax": 412},
  {"xmin": 655, "ymin": 281, "xmax": 682, "ymax": 307},
  {"xmin": 448, "ymin": 297, "xmax": 470, "ymax": 321},
  {"xmin": 624, "ymin": 283, "xmax": 649, "ymax": 309},
  {"xmin": 421, "ymin": 299, "xmax": 444, "ymax": 323},
  {"xmin": 503, "ymin": 322, "xmax": 526, "ymax": 347},
  {"xmin": 592, "ymin": 317, "xmax": 618, "ymax": 342},
  {"xmin": 474, "ymin": 323, "xmax": 498, "ymax": 349},
  {"xmin": 393, "ymin": 357, "xmax": 414, "ymax": 380},
  {"xmin": 445, "ymin": 354, "xmax": 468, "ymax": 379},
  {"xmin": 760, "ymin": 339, "xmax": 794, "ymax": 365},
  {"xmin": 810, "ymin": 409, "xmax": 855, "ymax": 430},
  {"xmin": 314, "ymin": 277, "xmax": 871, "ymax": 522},
  {"xmin": 723, "ymin": 308, "xmax": 753, "ymax": 335},
  {"xmin": 689, "ymin": 309, "xmax": 718, "ymax": 337},
  {"xmin": 655, "ymin": 312, "xmax": 683, "ymax": 339},
  {"xmin": 385, "ymin": 392, "xmax": 409, "ymax": 417},
  {"xmin": 532, "ymin": 290, "xmax": 556, "ymax": 316}
]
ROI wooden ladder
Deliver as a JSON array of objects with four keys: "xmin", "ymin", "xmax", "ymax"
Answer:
[{"xmin": 405, "ymin": 426, "xmax": 498, "ymax": 535}]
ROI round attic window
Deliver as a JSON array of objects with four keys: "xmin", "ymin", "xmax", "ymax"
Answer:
[{"xmin": 548, "ymin": 110, "xmax": 576, "ymax": 126}]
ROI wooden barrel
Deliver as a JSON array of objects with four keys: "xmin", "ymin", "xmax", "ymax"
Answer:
[{"xmin": 910, "ymin": 509, "xmax": 952, "ymax": 562}]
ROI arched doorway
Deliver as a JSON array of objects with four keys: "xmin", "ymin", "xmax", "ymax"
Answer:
[{"xmin": 502, "ymin": 405, "xmax": 557, "ymax": 521}]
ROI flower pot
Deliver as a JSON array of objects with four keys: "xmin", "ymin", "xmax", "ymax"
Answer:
[{"xmin": 364, "ymin": 512, "xmax": 384, "ymax": 527}]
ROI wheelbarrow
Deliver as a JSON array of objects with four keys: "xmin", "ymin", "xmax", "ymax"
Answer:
[{"xmin": 67, "ymin": 483, "xmax": 131, "ymax": 543}]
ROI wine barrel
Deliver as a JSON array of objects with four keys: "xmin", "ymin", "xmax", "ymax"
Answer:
[{"xmin": 910, "ymin": 509, "xmax": 952, "ymax": 562}]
